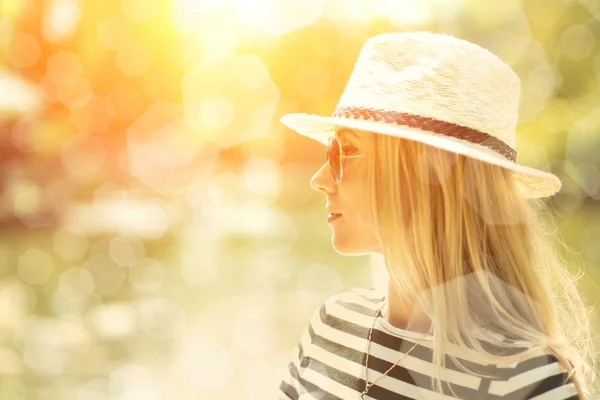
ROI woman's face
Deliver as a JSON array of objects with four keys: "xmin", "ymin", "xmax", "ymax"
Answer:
[{"xmin": 310, "ymin": 127, "xmax": 382, "ymax": 255}]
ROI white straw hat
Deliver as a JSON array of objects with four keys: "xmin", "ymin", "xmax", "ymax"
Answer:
[{"xmin": 280, "ymin": 31, "xmax": 562, "ymax": 199}]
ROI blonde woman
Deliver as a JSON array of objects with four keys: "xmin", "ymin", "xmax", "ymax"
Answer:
[{"xmin": 278, "ymin": 32, "xmax": 597, "ymax": 399}]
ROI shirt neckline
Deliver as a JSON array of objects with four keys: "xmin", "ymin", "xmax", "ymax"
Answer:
[
  {"xmin": 374, "ymin": 299, "xmax": 435, "ymax": 341},
  {"xmin": 372, "ymin": 298, "xmax": 507, "ymax": 345}
]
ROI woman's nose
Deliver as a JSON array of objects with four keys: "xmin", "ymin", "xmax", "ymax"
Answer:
[{"xmin": 310, "ymin": 162, "xmax": 336, "ymax": 194}]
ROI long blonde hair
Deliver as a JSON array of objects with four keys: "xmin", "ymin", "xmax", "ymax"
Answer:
[{"xmin": 366, "ymin": 131, "xmax": 599, "ymax": 399}]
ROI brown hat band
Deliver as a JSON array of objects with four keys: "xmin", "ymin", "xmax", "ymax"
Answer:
[{"xmin": 331, "ymin": 106, "xmax": 517, "ymax": 163}]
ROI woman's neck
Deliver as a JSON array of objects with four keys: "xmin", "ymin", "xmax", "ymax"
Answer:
[{"xmin": 383, "ymin": 285, "xmax": 432, "ymax": 334}]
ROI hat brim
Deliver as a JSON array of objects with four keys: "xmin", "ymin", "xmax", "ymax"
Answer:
[{"xmin": 281, "ymin": 113, "xmax": 562, "ymax": 199}]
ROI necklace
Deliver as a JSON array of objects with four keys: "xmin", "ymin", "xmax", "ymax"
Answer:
[{"xmin": 359, "ymin": 299, "xmax": 429, "ymax": 399}]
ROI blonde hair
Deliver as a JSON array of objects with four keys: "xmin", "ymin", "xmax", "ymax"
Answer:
[{"xmin": 365, "ymin": 131, "xmax": 599, "ymax": 399}]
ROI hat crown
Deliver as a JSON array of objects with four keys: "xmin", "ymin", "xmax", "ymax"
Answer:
[{"xmin": 337, "ymin": 32, "xmax": 521, "ymax": 149}]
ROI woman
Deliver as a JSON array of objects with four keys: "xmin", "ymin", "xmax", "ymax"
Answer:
[{"xmin": 277, "ymin": 32, "xmax": 597, "ymax": 399}]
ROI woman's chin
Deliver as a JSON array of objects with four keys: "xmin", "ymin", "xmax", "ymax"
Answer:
[
  {"xmin": 332, "ymin": 235, "xmax": 382, "ymax": 255},
  {"xmin": 332, "ymin": 238, "xmax": 365, "ymax": 255},
  {"xmin": 331, "ymin": 236, "xmax": 353, "ymax": 254}
]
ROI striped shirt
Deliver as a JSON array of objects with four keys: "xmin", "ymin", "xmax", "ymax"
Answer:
[{"xmin": 279, "ymin": 287, "xmax": 579, "ymax": 400}]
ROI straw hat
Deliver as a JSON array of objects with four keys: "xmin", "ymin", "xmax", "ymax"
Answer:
[{"xmin": 280, "ymin": 31, "xmax": 562, "ymax": 199}]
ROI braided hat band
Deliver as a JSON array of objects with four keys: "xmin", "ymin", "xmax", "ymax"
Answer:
[{"xmin": 332, "ymin": 106, "xmax": 518, "ymax": 163}]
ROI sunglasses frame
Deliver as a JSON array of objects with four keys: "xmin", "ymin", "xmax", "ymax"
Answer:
[{"xmin": 327, "ymin": 136, "xmax": 367, "ymax": 184}]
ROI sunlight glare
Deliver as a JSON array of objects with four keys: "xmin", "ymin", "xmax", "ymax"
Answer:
[
  {"xmin": 233, "ymin": 0, "xmax": 323, "ymax": 36},
  {"xmin": 173, "ymin": 0, "xmax": 322, "ymax": 36},
  {"xmin": 172, "ymin": 0, "xmax": 203, "ymax": 31},
  {"xmin": 372, "ymin": 0, "xmax": 437, "ymax": 26}
]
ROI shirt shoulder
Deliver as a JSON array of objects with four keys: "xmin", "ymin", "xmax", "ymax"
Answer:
[
  {"xmin": 487, "ymin": 348, "xmax": 579, "ymax": 399},
  {"xmin": 325, "ymin": 286, "xmax": 384, "ymax": 307},
  {"xmin": 321, "ymin": 286, "xmax": 383, "ymax": 319},
  {"xmin": 307, "ymin": 287, "xmax": 384, "ymax": 343}
]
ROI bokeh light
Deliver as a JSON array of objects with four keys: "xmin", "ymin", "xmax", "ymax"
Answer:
[
  {"xmin": 117, "ymin": 42, "xmax": 153, "ymax": 77},
  {"xmin": 0, "ymin": 70, "xmax": 41, "ymax": 113},
  {"xmin": 17, "ymin": 249, "xmax": 54, "ymax": 285},
  {"xmin": 97, "ymin": 15, "xmax": 133, "ymax": 51},
  {"xmin": 6, "ymin": 33, "xmax": 41, "ymax": 69},
  {"xmin": 182, "ymin": 52, "xmax": 280, "ymax": 148},
  {"xmin": 42, "ymin": 0, "xmax": 81, "ymax": 43}
]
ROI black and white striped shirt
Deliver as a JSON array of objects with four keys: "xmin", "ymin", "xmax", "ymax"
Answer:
[{"xmin": 279, "ymin": 287, "xmax": 579, "ymax": 399}]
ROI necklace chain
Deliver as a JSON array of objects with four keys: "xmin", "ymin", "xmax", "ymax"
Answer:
[{"xmin": 360, "ymin": 299, "xmax": 429, "ymax": 399}]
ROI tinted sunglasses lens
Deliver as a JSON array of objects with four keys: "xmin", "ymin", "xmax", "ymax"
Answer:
[{"xmin": 328, "ymin": 137, "xmax": 341, "ymax": 183}]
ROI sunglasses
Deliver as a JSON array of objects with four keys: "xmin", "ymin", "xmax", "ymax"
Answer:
[{"xmin": 327, "ymin": 136, "xmax": 367, "ymax": 184}]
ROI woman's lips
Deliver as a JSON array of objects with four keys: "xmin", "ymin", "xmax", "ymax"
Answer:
[{"xmin": 327, "ymin": 213, "xmax": 342, "ymax": 223}]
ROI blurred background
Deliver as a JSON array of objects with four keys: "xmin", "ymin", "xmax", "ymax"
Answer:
[{"xmin": 0, "ymin": 0, "xmax": 599, "ymax": 398}]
